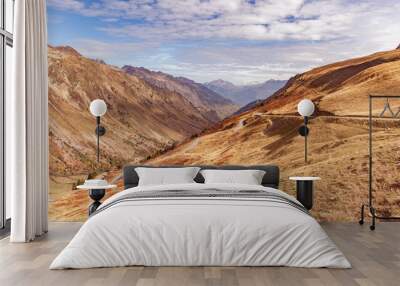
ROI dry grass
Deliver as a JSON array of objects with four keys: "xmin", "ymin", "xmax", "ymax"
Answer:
[
  {"xmin": 150, "ymin": 114, "xmax": 400, "ymax": 222},
  {"xmin": 49, "ymin": 114, "xmax": 400, "ymax": 222},
  {"xmin": 48, "ymin": 48, "xmax": 400, "ymax": 222},
  {"xmin": 49, "ymin": 174, "xmax": 122, "ymax": 221}
]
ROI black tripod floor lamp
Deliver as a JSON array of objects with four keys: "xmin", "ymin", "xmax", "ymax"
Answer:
[
  {"xmin": 89, "ymin": 99, "xmax": 107, "ymax": 163},
  {"xmin": 297, "ymin": 99, "xmax": 315, "ymax": 163}
]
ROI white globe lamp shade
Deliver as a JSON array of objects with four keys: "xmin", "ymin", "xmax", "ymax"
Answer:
[
  {"xmin": 297, "ymin": 99, "xmax": 315, "ymax": 117},
  {"xmin": 90, "ymin": 99, "xmax": 107, "ymax": 117}
]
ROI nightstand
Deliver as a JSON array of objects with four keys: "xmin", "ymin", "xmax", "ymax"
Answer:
[
  {"xmin": 77, "ymin": 184, "xmax": 116, "ymax": 215},
  {"xmin": 289, "ymin": 177, "xmax": 321, "ymax": 210}
]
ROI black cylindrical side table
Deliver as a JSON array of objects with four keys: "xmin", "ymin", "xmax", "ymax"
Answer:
[{"xmin": 289, "ymin": 177, "xmax": 321, "ymax": 210}]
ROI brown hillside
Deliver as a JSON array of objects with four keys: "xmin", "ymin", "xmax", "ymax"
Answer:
[
  {"xmin": 48, "ymin": 46, "xmax": 216, "ymax": 175},
  {"xmin": 122, "ymin": 66, "xmax": 239, "ymax": 121},
  {"xmin": 49, "ymin": 48, "xmax": 400, "ymax": 222},
  {"xmin": 149, "ymin": 48, "xmax": 400, "ymax": 222},
  {"xmin": 257, "ymin": 49, "xmax": 400, "ymax": 116}
]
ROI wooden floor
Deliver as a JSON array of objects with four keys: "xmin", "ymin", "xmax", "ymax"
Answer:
[{"xmin": 0, "ymin": 222, "xmax": 399, "ymax": 286}]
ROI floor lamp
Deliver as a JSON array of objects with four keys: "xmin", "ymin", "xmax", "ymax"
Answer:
[
  {"xmin": 89, "ymin": 99, "xmax": 107, "ymax": 163},
  {"xmin": 297, "ymin": 99, "xmax": 315, "ymax": 164}
]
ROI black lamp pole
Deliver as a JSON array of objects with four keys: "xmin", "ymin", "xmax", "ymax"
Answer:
[
  {"xmin": 297, "ymin": 99, "xmax": 315, "ymax": 164},
  {"xmin": 90, "ymin": 99, "xmax": 107, "ymax": 165},
  {"xmin": 96, "ymin": 116, "xmax": 100, "ymax": 163},
  {"xmin": 298, "ymin": 116, "xmax": 310, "ymax": 164},
  {"xmin": 95, "ymin": 116, "xmax": 106, "ymax": 163}
]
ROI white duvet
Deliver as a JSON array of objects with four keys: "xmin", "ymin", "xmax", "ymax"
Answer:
[{"xmin": 50, "ymin": 183, "xmax": 351, "ymax": 269}]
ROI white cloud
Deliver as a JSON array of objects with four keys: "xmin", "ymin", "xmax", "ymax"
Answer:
[
  {"xmin": 48, "ymin": 0, "xmax": 400, "ymax": 84},
  {"xmin": 147, "ymin": 42, "xmax": 346, "ymax": 84},
  {"xmin": 47, "ymin": 0, "xmax": 84, "ymax": 11},
  {"xmin": 48, "ymin": 0, "xmax": 400, "ymax": 42},
  {"xmin": 68, "ymin": 39, "xmax": 160, "ymax": 63}
]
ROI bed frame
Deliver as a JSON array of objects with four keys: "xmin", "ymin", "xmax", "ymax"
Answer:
[{"xmin": 123, "ymin": 165, "xmax": 280, "ymax": 189}]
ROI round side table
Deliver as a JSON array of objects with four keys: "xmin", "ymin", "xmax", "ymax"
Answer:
[
  {"xmin": 289, "ymin": 177, "xmax": 321, "ymax": 210},
  {"xmin": 77, "ymin": 184, "xmax": 116, "ymax": 215}
]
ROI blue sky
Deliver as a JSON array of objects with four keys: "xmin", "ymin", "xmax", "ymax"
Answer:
[{"xmin": 47, "ymin": 0, "xmax": 400, "ymax": 84}]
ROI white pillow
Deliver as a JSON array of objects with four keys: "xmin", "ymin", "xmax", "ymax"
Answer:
[
  {"xmin": 200, "ymin": 169, "xmax": 266, "ymax": 185},
  {"xmin": 136, "ymin": 167, "xmax": 200, "ymax": 186}
]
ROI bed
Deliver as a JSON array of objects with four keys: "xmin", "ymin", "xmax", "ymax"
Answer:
[{"xmin": 50, "ymin": 165, "xmax": 350, "ymax": 269}]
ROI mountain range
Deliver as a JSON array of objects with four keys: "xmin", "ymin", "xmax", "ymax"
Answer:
[
  {"xmin": 49, "ymin": 43, "xmax": 400, "ymax": 221},
  {"xmin": 122, "ymin": 66, "xmax": 238, "ymax": 121},
  {"xmin": 48, "ymin": 46, "xmax": 237, "ymax": 176},
  {"xmin": 204, "ymin": 79, "xmax": 287, "ymax": 106},
  {"xmin": 149, "ymin": 47, "xmax": 400, "ymax": 221}
]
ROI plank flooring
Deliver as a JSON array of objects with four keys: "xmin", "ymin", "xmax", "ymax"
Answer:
[{"xmin": 0, "ymin": 222, "xmax": 399, "ymax": 286}]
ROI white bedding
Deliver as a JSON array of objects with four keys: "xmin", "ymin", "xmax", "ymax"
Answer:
[{"xmin": 50, "ymin": 183, "xmax": 351, "ymax": 269}]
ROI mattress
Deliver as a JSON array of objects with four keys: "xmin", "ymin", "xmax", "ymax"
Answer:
[{"xmin": 50, "ymin": 183, "xmax": 351, "ymax": 269}]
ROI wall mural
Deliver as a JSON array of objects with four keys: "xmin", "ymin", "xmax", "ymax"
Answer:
[{"xmin": 47, "ymin": 0, "xmax": 400, "ymax": 221}]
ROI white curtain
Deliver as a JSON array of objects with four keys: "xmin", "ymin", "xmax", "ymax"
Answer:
[{"xmin": 8, "ymin": 0, "xmax": 49, "ymax": 242}]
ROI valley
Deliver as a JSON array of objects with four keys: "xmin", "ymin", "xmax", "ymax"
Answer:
[
  {"xmin": 205, "ymin": 79, "xmax": 286, "ymax": 106},
  {"xmin": 48, "ymin": 46, "xmax": 237, "ymax": 176},
  {"xmin": 49, "ymin": 46, "xmax": 400, "ymax": 222}
]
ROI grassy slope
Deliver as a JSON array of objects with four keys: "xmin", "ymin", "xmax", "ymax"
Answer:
[{"xmin": 49, "ymin": 48, "xmax": 400, "ymax": 222}]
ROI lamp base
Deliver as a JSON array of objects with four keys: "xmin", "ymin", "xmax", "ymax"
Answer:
[
  {"xmin": 95, "ymin": 125, "xmax": 106, "ymax": 136},
  {"xmin": 298, "ymin": 125, "xmax": 309, "ymax": 136}
]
